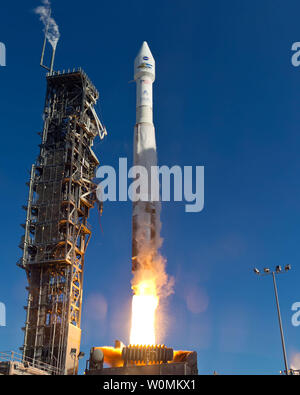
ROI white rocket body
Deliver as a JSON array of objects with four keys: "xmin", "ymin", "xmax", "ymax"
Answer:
[
  {"xmin": 134, "ymin": 41, "xmax": 155, "ymax": 124},
  {"xmin": 132, "ymin": 42, "xmax": 161, "ymax": 271}
]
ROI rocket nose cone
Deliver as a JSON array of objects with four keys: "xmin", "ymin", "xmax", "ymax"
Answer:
[
  {"xmin": 134, "ymin": 41, "xmax": 155, "ymax": 81},
  {"xmin": 137, "ymin": 41, "xmax": 153, "ymax": 59}
]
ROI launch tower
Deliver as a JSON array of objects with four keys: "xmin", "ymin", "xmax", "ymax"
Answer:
[{"xmin": 18, "ymin": 69, "xmax": 104, "ymax": 374}]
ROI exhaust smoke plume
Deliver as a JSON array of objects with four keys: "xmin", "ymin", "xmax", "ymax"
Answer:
[
  {"xmin": 130, "ymin": 198, "xmax": 174, "ymax": 345},
  {"xmin": 131, "ymin": 214, "xmax": 174, "ymax": 299},
  {"xmin": 34, "ymin": 0, "xmax": 60, "ymax": 49}
]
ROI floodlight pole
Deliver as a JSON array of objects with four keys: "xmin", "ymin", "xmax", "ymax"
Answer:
[{"xmin": 272, "ymin": 271, "xmax": 289, "ymax": 375}]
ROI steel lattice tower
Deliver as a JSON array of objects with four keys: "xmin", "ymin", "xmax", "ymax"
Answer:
[{"xmin": 18, "ymin": 70, "xmax": 104, "ymax": 374}]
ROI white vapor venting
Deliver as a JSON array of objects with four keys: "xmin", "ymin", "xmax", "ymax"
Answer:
[{"xmin": 34, "ymin": 0, "xmax": 60, "ymax": 50}]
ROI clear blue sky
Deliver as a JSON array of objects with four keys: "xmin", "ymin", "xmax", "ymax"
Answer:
[{"xmin": 0, "ymin": 0, "xmax": 300, "ymax": 375}]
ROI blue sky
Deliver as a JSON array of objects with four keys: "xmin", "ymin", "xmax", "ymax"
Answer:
[{"xmin": 0, "ymin": 0, "xmax": 300, "ymax": 375}]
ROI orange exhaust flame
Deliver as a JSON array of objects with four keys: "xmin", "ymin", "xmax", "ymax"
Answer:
[
  {"xmin": 130, "ymin": 280, "xmax": 159, "ymax": 345},
  {"xmin": 100, "ymin": 347, "xmax": 123, "ymax": 367},
  {"xmin": 172, "ymin": 350, "xmax": 193, "ymax": 362}
]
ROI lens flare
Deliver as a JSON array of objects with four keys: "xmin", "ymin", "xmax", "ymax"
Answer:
[{"xmin": 130, "ymin": 280, "xmax": 158, "ymax": 345}]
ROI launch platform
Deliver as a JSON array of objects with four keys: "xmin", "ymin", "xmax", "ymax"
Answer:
[{"xmin": 85, "ymin": 344, "xmax": 198, "ymax": 375}]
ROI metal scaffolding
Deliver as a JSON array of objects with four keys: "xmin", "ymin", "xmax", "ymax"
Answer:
[{"xmin": 18, "ymin": 69, "xmax": 104, "ymax": 374}]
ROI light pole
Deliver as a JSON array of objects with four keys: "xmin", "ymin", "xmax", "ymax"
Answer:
[{"xmin": 253, "ymin": 264, "xmax": 291, "ymax": 375}]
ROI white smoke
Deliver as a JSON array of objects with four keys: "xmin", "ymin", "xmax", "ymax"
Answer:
[
  {"xmin": 132, "ymin": 125, "xmax": 174, "ymax": 299},
  {"xmin": 132, "ymin": 202, "xmax": 174, "ymax": 299},
  {"xmin": 34, "ymin": 0, "xmax": 60, "ymax": 50}
]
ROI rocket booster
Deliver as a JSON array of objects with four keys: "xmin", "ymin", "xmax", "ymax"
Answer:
[{"xmin": 132, "ymin": 42, "xmax": 160, "ymax": 272}]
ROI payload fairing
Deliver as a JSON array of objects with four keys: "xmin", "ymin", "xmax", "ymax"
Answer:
[{"xmin": 132, "ymin": 42, "xmax": 161, "ymax": 272}]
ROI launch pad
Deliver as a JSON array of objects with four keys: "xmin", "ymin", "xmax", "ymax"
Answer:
[{"xmin": 85, "ymin": 343, "xmax": 198, "ymax": 376}]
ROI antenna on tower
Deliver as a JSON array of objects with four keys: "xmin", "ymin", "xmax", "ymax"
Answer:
[{"xmin": 39, "ymin": 10, "xmax": 56, "ymax": 74}]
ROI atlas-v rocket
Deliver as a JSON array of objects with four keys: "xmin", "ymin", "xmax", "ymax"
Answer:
[{"xmin": 132, "ymin": 42, "xmax": 161, "ymax": 272}]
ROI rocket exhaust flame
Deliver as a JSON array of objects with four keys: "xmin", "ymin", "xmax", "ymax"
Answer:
[
  {"xmin": 99, "ymin": 347, "xmax": 123, "ymax": 368},
  {"xmin": 130, "ymin": 280, "xmax": 158, "ymax": 345},
  {"xmin": 129, "ymin": 245, "xmax": 174, "ymax": 345}
]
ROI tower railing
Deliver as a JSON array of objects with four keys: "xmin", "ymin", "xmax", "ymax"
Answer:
[{"xmin": 0, "ymin": 351, "xmax": 63, "ymax": 375}]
